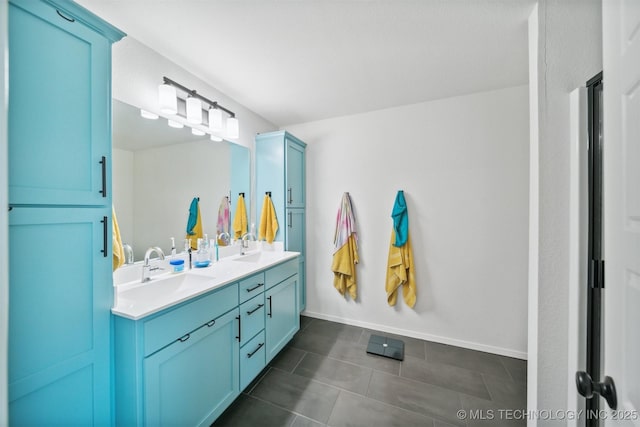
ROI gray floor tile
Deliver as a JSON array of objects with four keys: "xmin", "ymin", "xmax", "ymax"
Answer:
[
  {"xmin": 303, "ymin": 319, "xmax": 364, "ymax": 343},
  {"xmin": 244, "ymin": 366, "xmax": 270, "ymax": 393},
  {"xmin": 293, "ymin": 352, "xmax": 373, "ymax": 395},
  {"xmin": 460, "ymin": 394, "xmax": 526, "ymax": 427},
  {"xmin": 328, "ymin": 390, "xmax": 435, "ymax": 427},
  {"xmin": 327, "ymin": 339, "xmax": 401, "ymax": 375},
  {"xmin": 270, "ymin": 346, "xmax": 306, "ymax": 373},
  {"xmin": 482, "ymin": 375, "xmax": 526, "ymax": 410},
  {"xmin": 425, "ymin": 341, "xmax": 510, "ymax": 379},
  {"xmin": 360, "ymin": 329, "xmax": 426, "ymax": 359},
  {"xmin": 292, "ymin": 416, "xmax": 325, "ymax": 427},
  {"xmin": 498, "ymin": 356, "xmax": 527, "ymax": 383},
  {"xmin": 289, "ymin": 329, "xmax": 339, "ymax": 356},
  {"xmin": 401, "ymin": 355, "xmax": 491, "ymax": 400},
  {"xmin": 300, "ymin": 315, "xmax": 314, "ymax": 331},
  {"xmin": 366, "ymin": 370, "xmax": 464, "ymax": 426},
  {"xmin": 212, "ymin": 394, "xmax": 297, "ymax": 427},
  {"xmin": 250, "ymin": 368, "xmax": 340, "ymax": 424}
]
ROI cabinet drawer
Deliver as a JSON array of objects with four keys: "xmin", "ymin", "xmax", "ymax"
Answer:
[
  {"xmin": 265, "ymin": 259, "xmax": 298, "ymax": 290},
  {"xmin": 240, "ymin": 294, "xmax": 265, "ymax": 346},
  {"xmin": 143, "ymin": 283, "xmax": 239, "ymax": 356},
  {"xmin": 240, "ymin": 331, "xmax": 266, "ymax": 390},
  {"xmin": 239, "ymin": 272, "xmax": 265, "ymax": 303}
]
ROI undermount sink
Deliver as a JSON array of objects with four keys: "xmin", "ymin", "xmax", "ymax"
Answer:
[
  {"xmin": 232, "ymin": 252, "xmax": 265, "ymax": 263},
  {"xmin": 118, "ymin": 273, "xmax": 212, "ymax": 304}
]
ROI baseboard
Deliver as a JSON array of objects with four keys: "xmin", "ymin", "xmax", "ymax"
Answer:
[{"xmin": 301, "ymin": 310, "xmax": 527, "ymax": 360}]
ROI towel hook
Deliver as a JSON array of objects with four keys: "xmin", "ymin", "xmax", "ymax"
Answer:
[
  {"xmin": 266, "ymin": 191, "xmax": 272, "ymax": 197},
  {"xmin": 239, "ymin": 192, "xmax": 245, "ymax": 198}
]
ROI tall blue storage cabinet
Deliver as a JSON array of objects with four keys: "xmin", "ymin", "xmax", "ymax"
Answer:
[
  {"xmin": 255, "ymin": 131, "xmax": 307, "ymax": 311},
  {"xmin": 7, "ymin": 1, "xmax": 124, "ymax": 425}
]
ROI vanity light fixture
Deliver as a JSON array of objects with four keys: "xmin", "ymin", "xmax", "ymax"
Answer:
[
  {"xmin": 140, "ymin": 109, "xmax": 159, "ymax": 120},
  {"xmin": 159, "ymin": 77, "xmax": 239, "ymax": 139},
  {"xmin": 226, "ymin": 116, "xmax": 239, "ymax": 139},
  {"xmin": 208, "ymin": 107, "xmax": 223, "ymax": 132},
  {"xmin": 210, "ymin": 134, "xmax": 223, "ymax": 142},
  {"xmin": 167, "ymin": 119, "xmax": 184, "ymax": 129},
  {"xmin": 158, "ymin": 83, "xmax": 178, "ymax": 115},
  {"xmin": 191, "ymin": 128, "xmax": 205, "ymax": 136},
  {"xmin": 186, "ymin": 96, "xmax": 202, "ymax": 124}
]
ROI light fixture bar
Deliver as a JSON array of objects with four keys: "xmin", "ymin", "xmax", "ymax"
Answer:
[{"xmin": 162, "ymin": 77, "xmax": 236, "ymax": 118}]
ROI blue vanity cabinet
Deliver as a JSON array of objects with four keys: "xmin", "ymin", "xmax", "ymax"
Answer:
[
  {"xmin": 144, "ymin": 309, "xmax": 240, "ymax": 427},
  {"xmin": 264, "ymin": 259, "xmax": 300, "ymax": 363},
  {"xmin": 114, "ymin": 283, "xmax": 240, "ymax": 427},
  {"xmin": 256, "ymin": 131, "xmax": 307, "ymax": 312},
  {"xmin": 7, "ymin": 1, "xmax": 124, "ymax": 425},
  {"xmin": 8, "ymin": 206, "xmax": 113, "ymax": 426},
  {"xmin": 8, "ymin": 0, "xmax": 124, "ymax": 206}
]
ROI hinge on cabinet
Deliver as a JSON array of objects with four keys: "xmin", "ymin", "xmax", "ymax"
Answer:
[{"xmin": 591, "ymin": 259, "xmax": 605, "ymax": 289}]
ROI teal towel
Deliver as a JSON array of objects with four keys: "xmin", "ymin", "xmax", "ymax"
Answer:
[
  {"xmin": 391, "ymin": 190, "xmax": 408, "ymax": 247},
  {"xmin": 186, "ymin": 197, "xmax": 199, "ymax": 235}
]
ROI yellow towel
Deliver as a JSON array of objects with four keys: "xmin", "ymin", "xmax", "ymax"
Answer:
[
  {"xmin": 332, "ymin": 234, "xmax": 359, "ymax": 299},
  {"xmin": 186, "ymin": 203, "xmax": 203, "ymax": 250},
  {"xmin": 385, "ymin": 230, "xmax": 416, "ymax": 308},
  {"xmin": 233, "ymin": 195, "xmax": 248, "ymax": 239},
  {"xmin": 258, "ymin": 195, "xmax": 279, "ymax": 243},
  {"xmin": 112, "ymin": 206, "xmax": 124, "ymax": 272}
]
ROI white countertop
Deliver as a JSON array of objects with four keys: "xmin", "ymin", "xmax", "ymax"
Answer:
[{"xmin": 112, "ymin": 250, "xmax": 300, "ymax": 320}]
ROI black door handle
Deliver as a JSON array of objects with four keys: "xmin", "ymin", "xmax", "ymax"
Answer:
[
  {"xmin": 99, "ymin": 156, "xmax": 107, "ymax": 198},
  {"xmin": 246, "ymin": 304, "xmax": 264, "ymax": 316},
  {"xmin": 267, "ymin": 296, "xmax": 272, "ymax": 318},
  {"xmin": 100, "ymin": 216, "xmax": 108, "ymax": 257},
  {"xmin": 236, "ymin": 315, "xmax": 241, "ymax": 342},
  {"xmin": 576, "ymin": 371, "xmax": 617, "ymax": 410}
]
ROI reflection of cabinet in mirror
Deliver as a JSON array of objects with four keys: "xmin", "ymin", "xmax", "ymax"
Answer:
[{"xmin": 112, "ymin": 100, "xmax": 251, "ymax": 260}]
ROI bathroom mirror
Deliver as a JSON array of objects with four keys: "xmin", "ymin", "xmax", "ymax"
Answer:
[{"xmin": 112, "ymin": 99, "xmax": 250, "ymax": 261}]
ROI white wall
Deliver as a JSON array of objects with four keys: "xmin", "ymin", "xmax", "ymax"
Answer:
[
  {"xmin": 534, "ymin": 0, "xmax": 602, "ymax": 415},
  {"xmin": 527, "ymin": 4, "xmax": 539, "ymax": 420},
  {"xmin": 287, "ymin": 85, "xmax": 530, "ymax": 358},
  {"xmin": 0, "ymin": 0, "xmax": 8, "ymax": 423}
]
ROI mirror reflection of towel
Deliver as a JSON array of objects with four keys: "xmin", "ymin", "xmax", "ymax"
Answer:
[
  {"xmin": 112, "ymin": 206, "xmax": 124, "ymax": 271},
  {"xmin": 185, "ymin": 197, "xmax": 203, "ymax": 249},
  {"xmin": 233, "ymin": 195, "xmax": 247, "ymax": 239},
  {"xmin": 217, "ymin": 196, "xmax": 230, "ymax": 238},
  {"xmin": 258, "ymin": 195, "xmax": 278, "ymax": 243}
]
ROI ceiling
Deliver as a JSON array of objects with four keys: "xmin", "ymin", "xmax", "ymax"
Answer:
[{"xmin": 77, "ymin": 0, "xmax": 535, "ymax": 127}]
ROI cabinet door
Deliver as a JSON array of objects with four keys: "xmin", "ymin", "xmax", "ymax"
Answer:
[
  {"xmin": 285, "ymin": 208, "xmax": 305, "ymax": 253},
  {"xmin": 8, "ymin": 0, "xmax": 111, "ymax": 206},
  {"xmin": 285, "ymin": 139, "xmax": 305, "ymax": 208},
  {"xmin": 144, "ymin": 309, "xmax": 240, "ymax": 427},
  {"xmin": 265, "ymin": 276, "xmax": 299, "ymax": 363},
  {"xmin": 8, "ymin": 207, "xmax": 112, "ymax": 426}
]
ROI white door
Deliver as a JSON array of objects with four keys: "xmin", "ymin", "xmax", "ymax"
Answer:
[{"xmin": 603, "ymin": 0, "xmax": 640, "ymax": 424}]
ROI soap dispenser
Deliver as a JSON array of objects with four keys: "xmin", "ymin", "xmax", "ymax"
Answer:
[{"xmin": 194, "ymin": 238, "xmax": 210, "ymax": 268}]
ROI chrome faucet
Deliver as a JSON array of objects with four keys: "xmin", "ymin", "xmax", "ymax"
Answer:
[
  {"xmin": 240, "ymin": 232, "xmax": 256, "ymax": 255},
  {"xmin": 217, "ymin": 232, "xmax": 231, "ymax": 246},
  {"xmin": 141, "ymin": 246, "xmax": 165, "ymax": 282}
]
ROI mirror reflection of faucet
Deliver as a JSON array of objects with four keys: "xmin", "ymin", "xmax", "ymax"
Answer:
[
  {"xmin": 240, "ymin": 232, "xmax": 257, "ymax": 255},
  {"xmin": 141, "ymin": 247, "xmax": 165, "ymax": 282}
]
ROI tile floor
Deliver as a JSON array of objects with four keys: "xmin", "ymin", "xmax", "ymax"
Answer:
[{"xmin": 213, "ymin": 316, "xmax": 527, "ymax": 427}]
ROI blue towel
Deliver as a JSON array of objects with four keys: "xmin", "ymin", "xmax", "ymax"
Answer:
[
  {"xmin": 186, "ymin": 197, "xmax": 199, "ymax": 235},
  {"xmin": 391, "ymin": 190, "xmax": 408, "ymax": 247}
]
